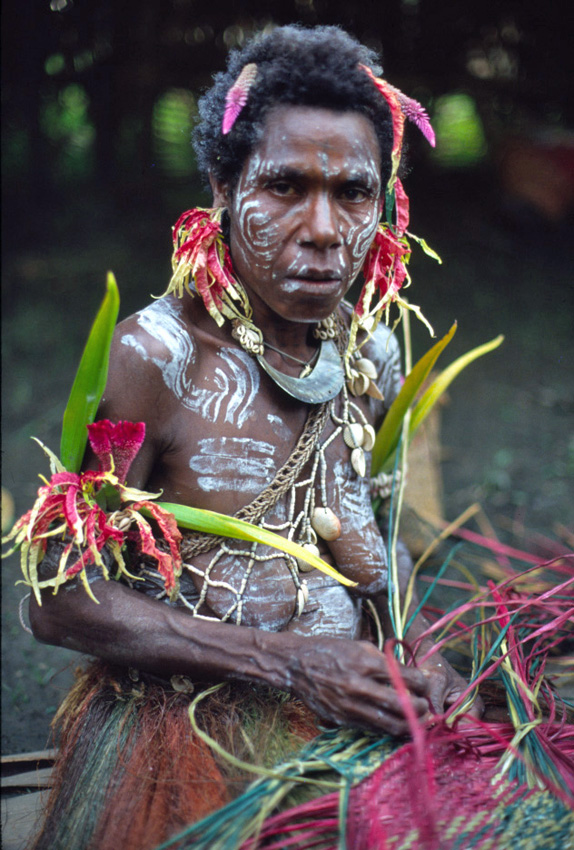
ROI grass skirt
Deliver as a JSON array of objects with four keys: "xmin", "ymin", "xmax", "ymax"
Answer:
[{"xmin": 29, "ymin": 661, "xmax": 319, "ymax": 850}]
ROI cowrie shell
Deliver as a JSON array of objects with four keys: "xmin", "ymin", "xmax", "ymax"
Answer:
[
  {"xmin": 343, "ymin": 423, "xmax": 364, "ymax": 449},
  {"xmin": 366, "ymin": 380, "xmax": 384, "ymax": 401},
  {"xmin": 311, "ymin": 507, "xmax": 342, "ymax": 541},
  {"xmin": 355, "ymin": 372, "xmax": 371, "ymax": 395},
  {"xmin": 349, "ymin": 371, "xmax": 369, "ymax": 396},
  {"xmin": 362, "ymin": 424, "xmax": 376, "ymax": 452},
  {"xmin": 170, "ymin": 675, "xmax": 195, "ymax": 694},
  {"xmin": 297, "ymin": 542, "xmax": 320, "ymax": 573},
  {"xmin": 347, "ymin": 373, "xmax": 359, "ymax": 396},
  {"xmin": 351, "ymin": 447, "xmax": 366, "ymax": 477},
  {"xmin": 355, "ymin": 357, "xmax": 378, "ymax": 380},
  {"xmin": 296, "ymin": 582, "xmax": 309, "ymax": 616}
]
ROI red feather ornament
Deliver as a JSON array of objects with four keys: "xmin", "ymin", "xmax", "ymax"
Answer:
[{"xmin": 166, "ymin": 207, "xmax": 241, "ymax": 326}]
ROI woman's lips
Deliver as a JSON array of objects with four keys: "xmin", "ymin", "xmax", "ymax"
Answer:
[
  {"xmin": 294, "ymin": 268, "xmax": 341, "ymax": 280},
  {"xmin": 283, "ymin": 273, "xmax": 342, "ymax": 295},
  {"xmin": 283, "ymin": 272, "xmax": 343, "ymax": 294}
]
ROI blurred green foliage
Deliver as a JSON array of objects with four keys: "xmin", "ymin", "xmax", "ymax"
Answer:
[
  {"xmin": 431, "ymin": 93, "xmax": 488, "ymax": 168},
  {"xmin": 152, "ymin": 89, "xmax": 198, "ymax": 178},
  {"xmin": 40, "ymin": 83, "xmax": 95, "ymax": 181}
]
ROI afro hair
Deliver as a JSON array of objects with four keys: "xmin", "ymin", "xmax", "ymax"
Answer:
[{"xmin": 193, "ymin": 25, "xmax": 395, "ymax": 193}]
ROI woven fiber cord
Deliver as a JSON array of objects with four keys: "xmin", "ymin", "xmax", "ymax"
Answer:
[{"xmin": 180, "ymin": 400, "xmax": 331, "ymax": 560}]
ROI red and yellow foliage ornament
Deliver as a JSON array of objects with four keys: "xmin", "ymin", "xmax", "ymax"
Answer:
[{"xmin": 2, "ymin": 420, "xmax": 182, "ymax": 604}]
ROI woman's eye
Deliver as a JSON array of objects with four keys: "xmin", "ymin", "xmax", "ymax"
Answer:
[
  {"xmin": 341, "ymin": 186, "xmax": 369, "ymax": 202},
  {"xmin": 269, "ymin": 182, "xmax": 296, "ymax": 196}
]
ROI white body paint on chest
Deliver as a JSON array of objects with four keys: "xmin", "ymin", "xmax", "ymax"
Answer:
[
  {"xmin": 266, "ymin": 413, "xmax": 292, "ymax": 441},
  {"xmin": 121, "ymin": 301, "xmax": 260, "ymax": 429},
  {"xmin": 214, "ymin": 349, "xmax": 260, "ymax": 428},
  {"xmin": 190, "ymin": 436, "xmax": 277, "ymax": 493},
  {"xmin": 330, "ymin": 458, "xmax": 374, "ymax": 531},
  {"xmin": 291, "ymin": 583, "xmax": 362, "ymax": 639}
]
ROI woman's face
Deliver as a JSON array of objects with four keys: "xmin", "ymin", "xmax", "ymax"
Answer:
[{"xmin": 213, "ymin": 105, "xmax": 382, "ymax": 327}]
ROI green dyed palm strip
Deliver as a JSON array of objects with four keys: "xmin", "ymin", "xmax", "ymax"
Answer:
[
  {"xmin": 409, "ymin": 334, "xmax": 504, "ymax": 436},
  {"xmin": 371, "ymin": 326, "xmax": 504, "ymax": 476},
  {"xmin": 153, "ymin": 727, "xmax": 398, "ymax": 850},
  {"xmin": 42, "ymin": 702, "xmax": 138, "ymax": 850}
]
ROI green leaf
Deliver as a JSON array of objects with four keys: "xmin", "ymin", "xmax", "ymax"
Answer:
[
  {"xmin": 408, "ymin": 232, "xmax": 443, "ymax": 264},
  {"xmin": 60, "ymin": 272, "xmax": 120, "ymax": 473},
  {"xmin": 371, "ymin": 322, "xmax": 457, "ymax": 474},
  {"xmin": 151, "ymin": 502, "xmax": 356, "ymax": 588},
  {"xmin": 409, "ymin": 334, "xmax": 504, "ymax": 437}
]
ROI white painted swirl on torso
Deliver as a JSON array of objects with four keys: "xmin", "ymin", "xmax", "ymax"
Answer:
[
  {"xmin": 121, "ymin": 301, "xmax": 261, "ymax": 429},
  {"xmin": 122, "ymin": 299, "xmax": 195, "ymax": 400}
]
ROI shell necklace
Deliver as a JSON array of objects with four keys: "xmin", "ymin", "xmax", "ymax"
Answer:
[
  {"xmin": 168, "ymin": 313, "xmax": 385, "ymax": 624},
  {"xmin": 230, "ymin": 315, "xmax": 346, "ymax": 404},
  {"xmin": 257, "ymin": 339, "xmax": 344, "ymax": 404}
]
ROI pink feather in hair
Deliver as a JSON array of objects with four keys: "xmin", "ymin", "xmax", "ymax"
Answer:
[
  {"xmin": 360, "ymin": 64, "xmax": 436, "ymax": 150},
  {"xmin": 222, "ymin": 63, "xmax": 258, "ymax": 135},
  {"xmin": 396, "ymin": 91, "xmax": 436, "ymax": 147}
]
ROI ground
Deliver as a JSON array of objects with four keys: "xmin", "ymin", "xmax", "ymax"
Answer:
[{"xmin": 2, "ymin": 170, "xmax": 573, "ymax": 754}]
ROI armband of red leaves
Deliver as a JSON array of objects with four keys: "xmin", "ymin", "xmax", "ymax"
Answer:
[{"xmin": 2, "ymin": 420, "xmax": 182, "ymax": 605}]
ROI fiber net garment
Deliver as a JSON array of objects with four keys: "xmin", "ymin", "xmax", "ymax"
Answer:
[{"xmin": 125, "ymin": 317, "xmax": 403, "ymax": 630}]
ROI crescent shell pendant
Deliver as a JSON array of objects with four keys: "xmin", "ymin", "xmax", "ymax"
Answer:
[{"xmin": 256, "ymin": 339, "xmax": 345, "ymax": 404}]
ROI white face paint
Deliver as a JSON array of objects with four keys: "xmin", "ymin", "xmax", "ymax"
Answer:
[
  {"xmin": 342, "ymin": 159, "xmax": 382, "ymax": 279},
  {"xmin": 222, "ymin": 106, "xmax": 382, "ymax": 326},
  {"xmin": 233, "ymin": 152, "xmax": 283, "ymax": 271}
]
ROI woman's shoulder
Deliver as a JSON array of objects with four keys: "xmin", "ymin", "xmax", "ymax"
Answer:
[{"xmin": 114, "ymin": 296, "xmax": 198, "ymax": 363}]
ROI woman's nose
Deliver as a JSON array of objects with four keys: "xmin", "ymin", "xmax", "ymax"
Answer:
[{"xmin": 298, "ymin": 193, "xmax": 342, "ymax": 250}]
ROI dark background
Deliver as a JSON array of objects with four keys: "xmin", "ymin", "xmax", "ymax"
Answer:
[{"xmin": 2, "ymin": 0, "xmax": 573, "ymax": 754}]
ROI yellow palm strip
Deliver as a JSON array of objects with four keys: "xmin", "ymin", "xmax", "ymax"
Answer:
[{"xmin": 153, "ymin": 502, "xmax": 356, "ymax": 588}]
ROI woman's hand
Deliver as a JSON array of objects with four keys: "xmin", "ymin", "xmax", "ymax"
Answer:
[
  {"xmin": 287, "ymin": 637, "xmax": 431, "ymax": 736},
  {"xmin": 416, "ymin": 648, "xmax": 484, "ymax": 719}
]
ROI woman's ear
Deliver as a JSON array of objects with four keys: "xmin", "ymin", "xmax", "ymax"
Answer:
[{"xmin": 209, "ymin": 174, "xmax": 230, "ymax": 208}]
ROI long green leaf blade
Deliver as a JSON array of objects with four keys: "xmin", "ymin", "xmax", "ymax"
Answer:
[
  {"xmin": 153, "ymin": 502, "xmax": 356, "ymax": 587},
  {"xmin": 60, "ymin": 273, "xmax": 120, "ymax": 473},
  {"xmin": 409, "ymin": 334, "xmax": 504, "ymax": 436},
  {"xmin": 371, "ymin": 322, "xmax": 457, "ymax": 474}
]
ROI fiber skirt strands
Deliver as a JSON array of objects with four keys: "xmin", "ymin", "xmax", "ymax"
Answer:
[{"xmin": 29, "ymin": 663, "xmax": 319, "ymax": 850}]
